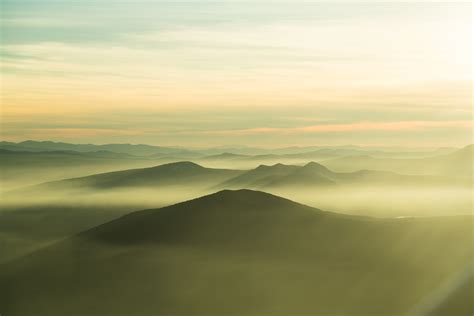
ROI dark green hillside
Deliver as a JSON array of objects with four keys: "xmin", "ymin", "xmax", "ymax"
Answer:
[{"xmin": 1, "ymin": 190, "xmax": 471, "ymax": 316}]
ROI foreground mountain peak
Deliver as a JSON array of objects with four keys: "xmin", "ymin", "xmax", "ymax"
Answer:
[
  {"xmin": 145, "ymin": 189, "xmax": 310, "ymax": 214},
  {"xmin": 2, "ymin": 188, "xmax": 472, "ymax": 316},
  {"xmin": 151, "ymin": 161, "xmax": 203, "ymax": 169},
  {"xmin": 79, "ymin": 188, "xmax": 325, "ymax": 246},
  {"xmin": 201, "ymin": 188, "xmax": 293, "ymax": 203}
]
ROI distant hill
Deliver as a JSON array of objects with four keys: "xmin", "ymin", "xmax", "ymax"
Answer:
[
  {"xmin": 324, "ymin": 145, "xmax": 474, "ymax": 177},
  {"xmin": 28, "ymin": 161, "xmax": 244, "ymax": 192},
  {"xmin": 1, "ymin": 190, "xmax": 471, "ymax": 315},
  {"xmin": 0, "ymin": 148, "xmax": 165, "ymax": 192},
  {"xmin": 13, "ymin": 159, "xmax": 465, "ymax": 198},
  {"xmin": 217, "ymin": 161, "xmax": 459, "ymax": 190},
  {"xmin": 218, "ymin": 163, "xmax": 302, "ymax": 188}
]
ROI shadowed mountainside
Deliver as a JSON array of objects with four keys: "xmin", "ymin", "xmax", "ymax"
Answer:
[{"xmin": 0, "ymin": 190, "xmax": 472, "ymax": 316}]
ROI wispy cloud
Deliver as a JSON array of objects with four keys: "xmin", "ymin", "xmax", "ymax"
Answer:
[
  {"xmin": 1, "ymin": 2, "xmax": 471, "ymax": 146},
  {"xmin": 200, "ymin": 121, "xmax": 474, "ymax": 136}
]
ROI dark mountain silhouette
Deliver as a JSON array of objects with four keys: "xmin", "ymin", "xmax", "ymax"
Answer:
[
  {"xmin": 253, "ymin": 162, "xmax": 336, "ymax": 188},
  {"xmin": 217, "ymin": 161, "xmax": 456, "ymax": 190},
  {"xmin": 13, "ymin": 159, "xmax": 465, "ymax": 198},
  {"xmin": 0, "ymin": 190, "xmax": 471, "ymax": 316},
  {"xmin": 31, "ymin": 161, "xmax": 244, "ymax": 191},
  {"xmin": 217, "ymin": 163, "xmax": 301, "ymax": 188}
]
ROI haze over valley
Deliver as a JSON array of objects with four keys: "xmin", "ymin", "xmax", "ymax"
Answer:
[{"xmin": 1, "ymin": 141, "xmax": 472, "ymax": 275}]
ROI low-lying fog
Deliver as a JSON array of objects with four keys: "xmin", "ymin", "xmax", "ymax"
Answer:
[
  {"xmin": 2, "ymin": 184, "xmax": 472, "ymax": 218},
  {"xmin": 1, "ymin": 153, "xmax": 472, "ymax": 264}
]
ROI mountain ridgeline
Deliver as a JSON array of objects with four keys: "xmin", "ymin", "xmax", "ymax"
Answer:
[
  {"xmin": 37, "ymin": 161, "xmax": 243, "ymax": 190},
  {"xmin": 1, "ymin": 141, "xmax": 471, "ymax": 192},
  {"xmin": 18, "ymin": 159, "xmax": 468, "ymax": 196},
  {"xmin": 216, "ymin": 161, "xmax": 443, "ymax": 189}
]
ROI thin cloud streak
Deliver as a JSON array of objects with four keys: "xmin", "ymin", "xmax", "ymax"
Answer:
[{"xmin": 200, "ymin": 121, "xmax": 474, "ymax": 136}]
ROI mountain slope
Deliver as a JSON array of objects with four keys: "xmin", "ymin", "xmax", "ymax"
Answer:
[
  {"xmin": 217, "ymin": 163, "xmax": 301, "ymax": 188},
  {"xmin": 0, "ymin": 148, "xmax": 162, "ymax": 192},
  {"xmin": 0, "ymin": 190, "xmax": 472, "ymax": 316},
  {"xmin": 217, "ymin": 161, "xmax": 458, "ymax": 190},
  {"xmin": 32, "ymin": 161, "xmax": 244, "ymax": 191}
]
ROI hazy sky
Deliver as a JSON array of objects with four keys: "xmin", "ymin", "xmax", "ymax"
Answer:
[{"xmin": 1, "ymin": 1, "xmax": 472, "ymax": 147}]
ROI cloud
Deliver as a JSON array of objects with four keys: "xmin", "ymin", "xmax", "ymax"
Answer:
[
  {"xmin": 200, "ymin": 121, "xmax": 474, "ymax": 136},
  {"xmin": 0, "ymin": 128, "xmax": 148, "ymax": 139},
  {"xmin": 1, "ymin": 2, "xmax": 471, "ymax": 147}
]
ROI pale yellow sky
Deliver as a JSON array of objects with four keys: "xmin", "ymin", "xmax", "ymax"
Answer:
[{"xmin": 0, "ymin": 1, "xmax": 472, "ymax": 147}]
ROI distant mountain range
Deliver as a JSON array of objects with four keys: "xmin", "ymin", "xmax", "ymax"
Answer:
[
  {"xmin": 1, "ymin": 142, "xmax": 471, "ymax": 193},
  {"xmin": 0, "ymin": 140, "xmax": 459, "ymax": 158},
  {"xmin": 217, "ymin": 161, "xmax": 466, "ymax": 189},
  {"xmin": 218, "ymin": 163, "xmax": 333, "ymax": 188},
  {"xmin": 16, "ymin": 159, "xmax": 467, "ymax": 197},
  {"xmin": 0, "ymin": 140, "xmax": 198, "ymax": 157},
  {"xmin": 325, "ymin": 144, "xmax": 473, "ymax": 176},
  {"xmin": 1, "ymin": 190, "xmax": 471, "ymax": 315},
  {"xmin": 35, "ymin": 161, "xmax": 243, "ymax": 191}
]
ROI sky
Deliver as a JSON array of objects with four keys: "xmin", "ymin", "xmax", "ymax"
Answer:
[{"xmin": 0, "ymin": 1, "xmax": 472, "ymax": 148}]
